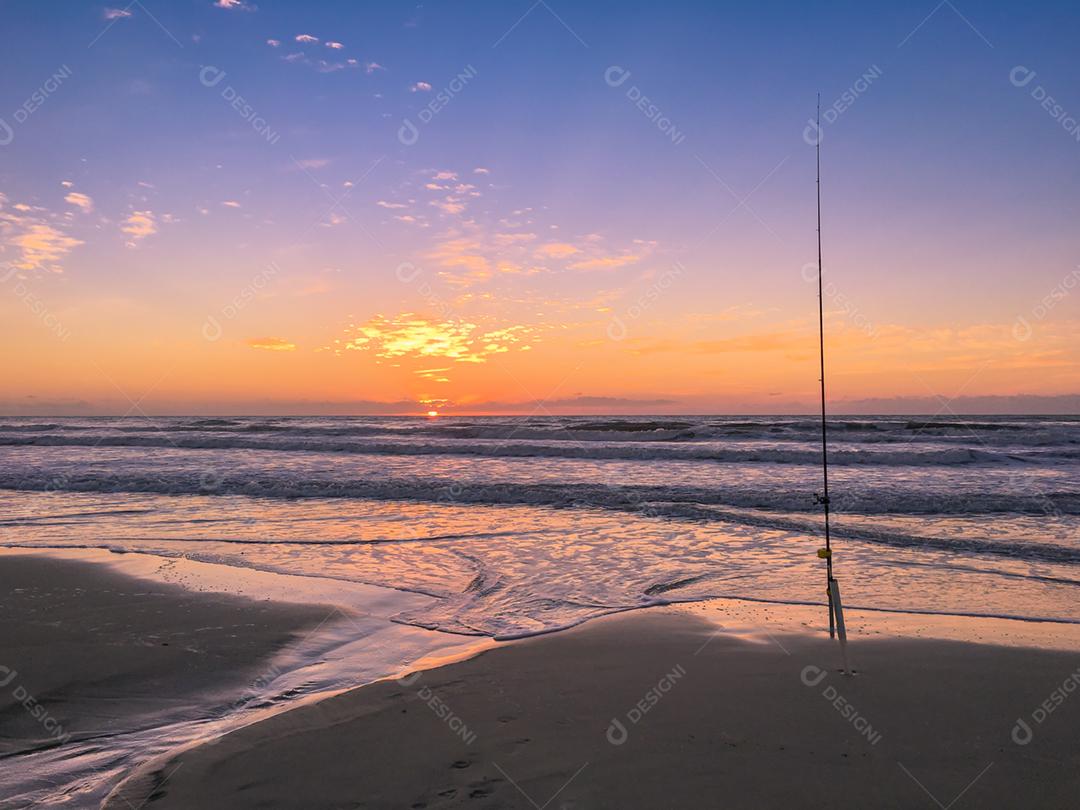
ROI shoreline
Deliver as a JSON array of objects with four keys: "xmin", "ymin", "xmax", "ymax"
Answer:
[
  {"xmin": 4, "ymin": 547, "xmax": 1080, "ymax": 808},
  {"xmin": 0, "ymin": 551, "xmax": 491, "ymax": 808},
  {"xmin": 117, "ymin": 601, "xmax": 1080, "ymax": 809}
]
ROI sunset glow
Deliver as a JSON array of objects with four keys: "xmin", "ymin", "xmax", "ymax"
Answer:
[{"xmin": 1, "ymin": 1, "xmax": 1078, "ymax": 415}]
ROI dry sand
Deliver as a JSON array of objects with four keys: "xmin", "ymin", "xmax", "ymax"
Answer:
[
  {"xmin": 0, "ymin": 554, "xmax": 331, "ymax": 757},
  {"xmin": 116, "ymin": 601, "xmax": 1080, "ymax": 809}
]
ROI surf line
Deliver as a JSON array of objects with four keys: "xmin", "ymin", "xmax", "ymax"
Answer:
[{"xmin": 812, "ymin": 93, "xmax": 852, "ymax": 676}]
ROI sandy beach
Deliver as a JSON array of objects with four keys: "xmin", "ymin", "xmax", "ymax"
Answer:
[
  {"xmin": 0, "ymin": 554, "xmax": 334, "ymax": 757},
  {"xmin": 106, "ymin": 600, "xmax": 1080, "ymax": 809}
]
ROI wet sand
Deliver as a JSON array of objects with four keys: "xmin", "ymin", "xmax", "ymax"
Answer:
[
  {"xmin": 0, "ymin": 554, "xmax": 331, "ymax": 757},
  {"xmin": 119, "ymin": 602, "xmax": 1080, "ymax": 809}
]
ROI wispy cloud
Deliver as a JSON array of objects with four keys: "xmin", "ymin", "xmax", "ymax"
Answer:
[
  {"xmin": 64, "ymin": 192, "xmax": 94, "ymax": 213},
  {"xmin": 411, "ymin": 81, "xmax": 433, "ymax": 92},
  {"xmin": 325, "ymin": 41, "xmax": 344, "ymax": 49},
  {"xmin": 336, "ymin": 313, "xmax": 533, "ymax": 365},
  {"xmin": 246, "ymin": 337, "xmax": 296, "ymax": 351},
  {"xmin": 121, "ymin": 210, "xmax": 157, "ymax": 248},
  {"xmin": 535, "ymin": 242, "xmax": 580, "ymax": 259},
  {"xmin": 295, "ymin": 33, "xmax": 319, "ymax": 43},
  {"xmin": 103, "ymin": 7, "xmax": 132, "ymax": 20},
  {"xmin": 1, "ymin": 199, "xmax": 83, "ymax": 272},
  {"xmin": 567, "ymin": 254, "xmax": 642, "ymax": 271},
  {"xmin": 214, "ymin": 0, "xmax": 256, "ymax": 10}
]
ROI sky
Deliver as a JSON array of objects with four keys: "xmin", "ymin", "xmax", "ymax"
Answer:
[{"xmin": 1, "ymin": 0, "xmax": 1079, "ymax": 415}]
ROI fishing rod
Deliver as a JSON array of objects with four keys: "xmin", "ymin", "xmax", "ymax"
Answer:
[{"xmin": 813, "ymin": 93, "xmax": 850, "ymax": 672}]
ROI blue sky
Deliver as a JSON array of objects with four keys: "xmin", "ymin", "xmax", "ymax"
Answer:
[{"xmin": 1, "ymin": 0, "xmax": 1079, "ymax": 413}]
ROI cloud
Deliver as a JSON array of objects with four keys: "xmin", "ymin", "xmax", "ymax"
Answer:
[
  {"xmin": 411, "ymin": 81, "xmax": 433, "ymax": 92},
  {"xmin": 337, "ymin": 313, "xmax": 532, "ymax": 364},
  {"xmin": 458, "ymin": 395, "xmax": 677, "ymax": 412},
  {"xmin": 424, "ymin": 236, "xmax": 500, "ymax": 286},
  {"xmin": 214, "ymin": 0, "xmax": 256, "ymax": 10},
  {"xmin": 64, "ymin": 192, "xmax": 94, "ymax": 213},
  {"xmin": 295, "ymin": 34, "xmax": 319, "ymax": 43},
  {"xmin": 0, "ymin": 206, "xmax": 83, "ymax": 273},
  {"xmin": 121, "ymin": 211, "xmax": 157, "ymax": 248},
  {"xmin": 836, "ymin": 394, "xmax": 1080, "ymax": 415},
  {"xmin": 266, "ymin": 38, "xmax": 281, "ymax": 47},
  {"xmin": 376, "ymin": 200, "xmax": 408, "ymax": 209},
  {"xmin": 474, "ymin": 167, "xmax": 491, "ymax": 175},
  {"xmin": 221, "ymin": 200, "xmax": 242, "ymax": 208},
  {"xmin": 246, "ymin": 337, "xmax": 296, "ymax": 351},
  {"xmin": 535, "ymin": 242, "xmax": 580, "ymax": 259},
  {"xmin": 325, "ymin": 41, "xmax": 344, "ymax": 49},
  {"xmin": 395, "ymin": 215, "xmax": 418, "ymax": 223},
  {"xmin": 432, "ymin": 171, "xmax": 457, "ymax": 181},
  {"xmin": 365, "ymin": 61, "xmax": 385, "ymax": 74},
  {"xmin": 493, "ymin": 233, "xmax": 537, "ymax": 246},
  {"xmin": 103, "ymin": 8, "xmax": 132, "ymax": 19},
  {"xmin": 567, "ymin": 254, "xmax": 642, "ymax": 271},
  {"xmin": 294, "ymin": 158, "xmax": 331, "ymax": 170},
  {"xmin": 430, "ymin": 198, "xmax": 466, "ymax": 215}
]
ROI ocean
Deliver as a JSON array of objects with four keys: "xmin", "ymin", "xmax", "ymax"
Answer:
[{"xmin": 3, "ymin": 414, "xmax": 1079, "ymax": 636}]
